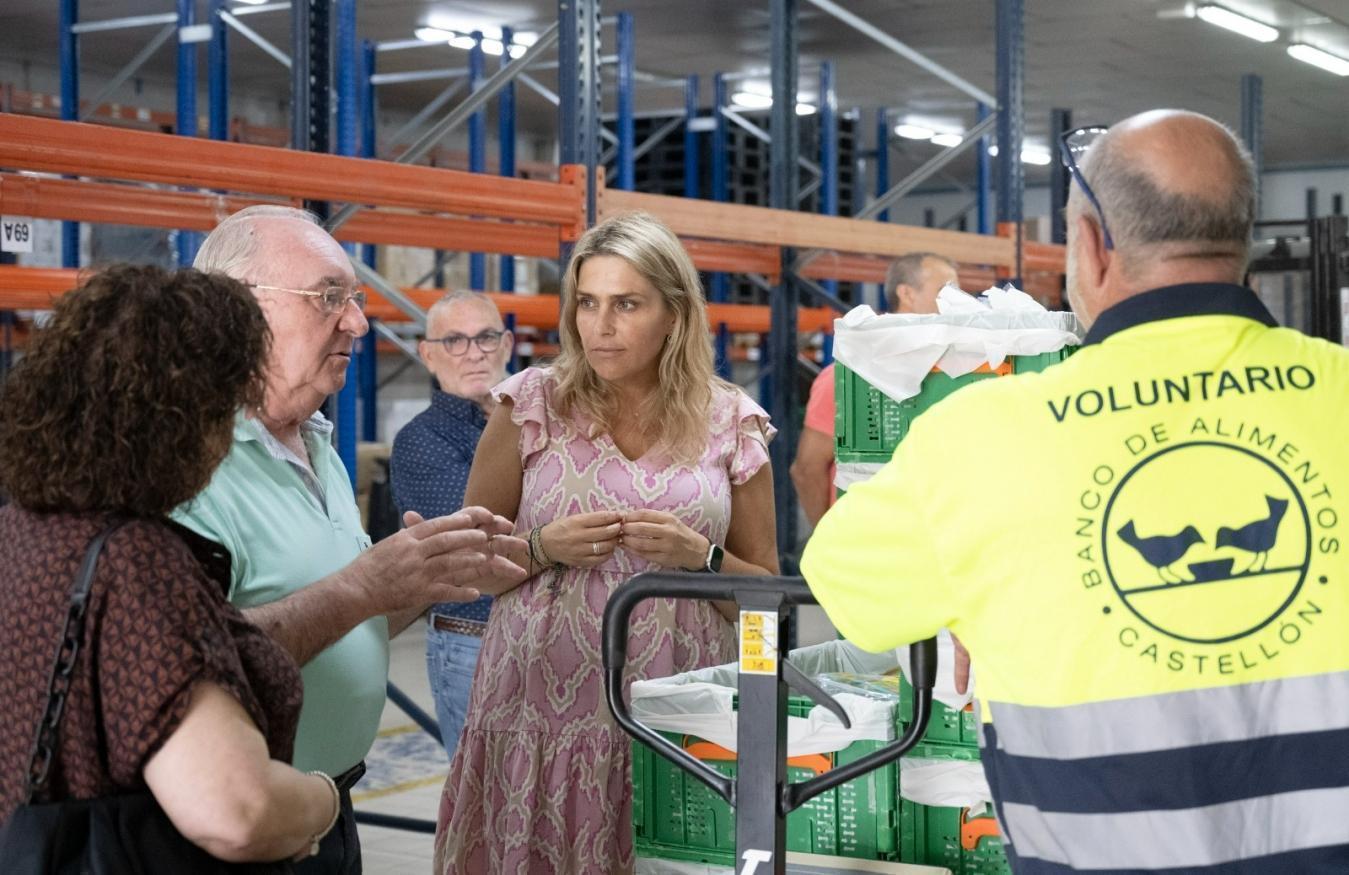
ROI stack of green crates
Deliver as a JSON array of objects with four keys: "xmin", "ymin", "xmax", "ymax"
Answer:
[
  {"xmin": 894, "ymin": 691, "xmax": 1009, "ymax": 874},
  {"xmin": 632, "ymin": 697, "xmax": 901, "ymax": 867},
  {"xmin": 631, "ymin": 687, "xmax": 1009, "ymax": 871},
  {"xmin": 834, "ymin": 349, "xmax": 1073, "ymax": 469}
]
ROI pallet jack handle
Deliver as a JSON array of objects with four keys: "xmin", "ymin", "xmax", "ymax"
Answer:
[{"xmin": 602, "ymin": 572, "xmax": 938, "ymax": 817}]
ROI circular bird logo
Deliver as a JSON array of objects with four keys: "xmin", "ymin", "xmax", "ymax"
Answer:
[{"xmin": 1101, "ymin": 441, "xmax": 1312, "ymax": 644}]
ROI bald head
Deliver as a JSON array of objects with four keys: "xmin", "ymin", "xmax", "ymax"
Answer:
[{"xmin": 1070, "ymin": 109, "xmax": 1255, "ymax": 278}]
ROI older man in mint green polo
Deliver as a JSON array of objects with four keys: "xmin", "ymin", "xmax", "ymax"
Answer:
[{"xmin": 176, "ymin": 205, "xmax": 526, "ymax": 875}]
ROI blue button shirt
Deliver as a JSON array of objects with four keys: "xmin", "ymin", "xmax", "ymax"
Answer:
[{"xmin": 389, "ymin": 389, "xmax": 492, "ymax": 623}]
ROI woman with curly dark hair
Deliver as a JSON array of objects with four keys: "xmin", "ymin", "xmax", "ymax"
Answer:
[{"xmin": 0, "ymin": 264, "xmax": 343, "ymax": 866}]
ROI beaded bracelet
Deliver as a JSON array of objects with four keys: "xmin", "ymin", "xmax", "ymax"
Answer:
[{"xmin": 529, "ymin": 524, "xmax": 562, "ymax": 571}]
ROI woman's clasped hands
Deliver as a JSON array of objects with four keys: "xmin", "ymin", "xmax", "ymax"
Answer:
[{"xmin": 536, "ymin": 509, "xmax": 709, "ymax": 571}]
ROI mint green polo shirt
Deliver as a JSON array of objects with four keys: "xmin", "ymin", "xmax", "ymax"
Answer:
[{"xmin": 173, "ymin": 412, "xmax": 384, "ymax": 775}]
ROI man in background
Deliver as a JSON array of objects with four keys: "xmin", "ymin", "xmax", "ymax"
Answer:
[
  {"xmin": 790, "ymin": 252, "xmax": 959, "ymax": 525},
  {"xmin": 389, "ymin": 291, "xmax": 513, "ymax": 758}
]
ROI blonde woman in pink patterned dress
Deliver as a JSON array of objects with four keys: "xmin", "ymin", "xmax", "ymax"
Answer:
[{"xmin": 434, "ymin": 212, "xmax": 779, "ymax": 874}]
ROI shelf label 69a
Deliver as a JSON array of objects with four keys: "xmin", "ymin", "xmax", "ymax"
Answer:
[{"xmin": 1, "ymin": 216, "xmax": 34, "ymax": 253}]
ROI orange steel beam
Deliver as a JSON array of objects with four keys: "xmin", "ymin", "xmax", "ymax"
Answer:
[
  {"xmin": 0, "ymin": 266, "xmax": 78, "ymax": 308},
  {"xmin": 996, "ymin": 222, "xmax": 1068, "ymax": 276},
  {"xmin": 0, "ymin": 173, "xmax": 562, "ymax": 258},
  {"xmin": 1023, "ymin": 240, "xmax": 1067, "ymax": 274},
  {"xmin": 0, "ymin": 266, "xmax": 836, "ymax": 334},
  {"xmin": 603, "ymin": 189, "xmax": 1016, "ymax": 267},
  {"xmin": 0, "ymin": 115, "xmax": 584, "ymax": 231},
  {"xmin": 681, "ymin": 238, "xmax": 780, "ymax": 278}
]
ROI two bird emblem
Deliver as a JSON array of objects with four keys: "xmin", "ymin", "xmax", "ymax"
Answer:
[{"xmin": 1116, "ymin": 495, "xmax": 1289, "ymax": 584}]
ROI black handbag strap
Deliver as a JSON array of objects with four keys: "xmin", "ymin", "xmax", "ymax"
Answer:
[{"xmin": 24, "ymin": 520, "xmax": 127, "ymax": 802}]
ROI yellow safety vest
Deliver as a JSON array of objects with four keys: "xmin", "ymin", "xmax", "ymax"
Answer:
[{"xmin": 802, "ymin": 283, "xmax": 1349, "ymax": 871}]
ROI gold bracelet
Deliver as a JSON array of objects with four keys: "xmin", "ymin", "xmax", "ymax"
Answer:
[{"xmin": 305, "ymin": 770, "xmax": 342, "ymax": 858}]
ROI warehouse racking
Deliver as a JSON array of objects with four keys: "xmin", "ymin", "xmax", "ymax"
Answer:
[{"xmin": 4, "ymin": 0, "xmax": 1083, "ymax": 562}]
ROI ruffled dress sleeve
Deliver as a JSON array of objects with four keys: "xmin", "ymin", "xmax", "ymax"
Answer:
[
  {"xmin": 725, "ymin": 386, "xmax": 776, "ymax": 486},
  {"xmin": 491, "ymin": 366, "xmax": 555, "ymax": 464}
]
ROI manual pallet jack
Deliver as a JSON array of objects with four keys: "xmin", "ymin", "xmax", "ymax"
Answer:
[{"xmin": 604, "ymin": 574, "xmax": 938, "ymax": 875}]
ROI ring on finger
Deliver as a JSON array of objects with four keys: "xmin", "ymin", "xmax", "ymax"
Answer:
[{"xmin": 591, "ymin": 541, "xmax": 599, "ymax": 555}]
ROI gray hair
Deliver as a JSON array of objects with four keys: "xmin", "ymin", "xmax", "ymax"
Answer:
[
  {"xmin": 1070, "ymin": 120, "xmax": 1255, "ymax": 272},
  {"xmin": 193, "ymin": 204, "xmax": 322, "ymax": 280},
  {"xmin": 425, "ymin": 290, "xmax": 504, "ymax": 335},
  {"xmin": 883, "ymin": 252, "xmax": 956, "ymax": 312}
]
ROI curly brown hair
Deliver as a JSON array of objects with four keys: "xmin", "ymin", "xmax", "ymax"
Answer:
[{"xmin": 0, "ymin": 264, "xmax": 270, "ymax": 516}]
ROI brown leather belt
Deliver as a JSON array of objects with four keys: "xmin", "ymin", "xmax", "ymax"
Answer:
[{"xmin": 432, "ymin": 614, "xmax": 488, "ymax": 638}]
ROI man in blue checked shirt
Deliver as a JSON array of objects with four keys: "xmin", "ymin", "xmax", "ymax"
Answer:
[{"xmin": 390, "ymin": 291, "xmax": 513, "ymax": 757}]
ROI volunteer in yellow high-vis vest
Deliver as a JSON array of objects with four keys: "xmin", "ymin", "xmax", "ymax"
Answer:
[{"xmin": 802, "ymin": 109, "xmax": 1349, "ymax": 872}]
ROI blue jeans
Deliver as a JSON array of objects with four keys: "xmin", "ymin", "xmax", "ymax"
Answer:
[{"xmin": 425, "ymin": 621, "xmax": 483, "ymax": 758}]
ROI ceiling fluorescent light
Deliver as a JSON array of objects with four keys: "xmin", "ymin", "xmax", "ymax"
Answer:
[
  {"xmin": 414, "ymin": 26, "xmax": 454, "ymax": 42},
  {"xmin": 894, "ymin": 123, "xmax": 935, "ymax": 140},
  {"xmin": 986, "ymin": 144, "xmax": 1051, "ymax": 165},
  {"xmin": 481, "ymin": 38, "xmax": 505, "ymax": 56},
  {"xmin": 731, "ymin": 91, "xmax": 773, "ymax": 110},
  {"xmin": 795, "ymin": 103, "xmax": 817, "ymax": 116},
  {"xmin": 930, "ymin": 132, "xmax": 964, "ymax": 147},
  {"xmin": 449, "ymin": 34, "xmax": 477, "ymax": 50},
  {"xmin": 508, "ymin": 44, "xmax": 527, "ymax": 58},
  {"xmin": 232, "ymin": 0, "xmax": 269, "ymax": 5},
  {"xmin": 1195, "ymin": 4, "xmax": 1279, "ymax": 42},
  {"xmin": 1287, "ymin": 43, "xmax": 1349, "ymax": 76}
]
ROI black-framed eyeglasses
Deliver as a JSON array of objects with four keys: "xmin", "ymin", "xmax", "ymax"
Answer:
[
  {"xmin": 251, "ymin": 283, "xmax": 367, "ymax": 316},
  {"xmin": 1058, "ymin": 125, "xmax": 1114, "ymax": 250},
  {"xmin": 427, "ymin": 329, "xmax": 505, "ymax": 356}
]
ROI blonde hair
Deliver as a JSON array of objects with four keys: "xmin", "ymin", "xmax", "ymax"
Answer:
[{"xmin": 555, "ymin": 212, "xmax": 730, "ymax": 461}]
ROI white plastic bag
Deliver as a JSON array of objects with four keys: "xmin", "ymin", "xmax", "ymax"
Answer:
[
  {"xmin": 630, "ymin": 640, "xmax": 898, "ymax": 756},
  {"xmin": 899, "ymin": 758, "xmax": 993, "ymax": 808},
  {"xmin": 832, "ymin": 284, "xmax": 1082, "ymax": 405}
]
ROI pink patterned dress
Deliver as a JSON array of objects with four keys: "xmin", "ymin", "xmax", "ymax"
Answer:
[{"xmin": 434, "ymin": 366, "xmax": 774, "ymax": 874}]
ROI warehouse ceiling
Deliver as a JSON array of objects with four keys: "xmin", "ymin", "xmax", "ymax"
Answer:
[{"xmin": 1, "ymin": 0, "xmax": 1347, "ymax": 187}]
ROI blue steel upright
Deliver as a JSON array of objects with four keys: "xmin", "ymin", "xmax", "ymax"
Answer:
[
  {"xmin": 683, "ymin": 74, "xmax": 700, "ymax": 199},
  {"xmin": 873, "ymin": 107, "xmax": 889, "ymax": 222},
  {"xmin": 615, "ymin": 12, "xmax": 635, "ymax": 191},
  {"xmin": 208, "ymin": 0, "xmax": 229, "ymax": 141},
  {"xmin": 176, "ymin": 0, "xmax": 198, "ymax": 265},
  {"xmin": 468, "ymin": 33, "xmax": 487, "ymax": 291},
  {"xmin": 59, "ymin": 0, "xmax": 79, "ymax": 268},
  {"xmin": 1241, "ymin": 74, "xmax": 1263, "ymax": 219},
  {"xmin": 335, "ymin": 0, "xmax": 360, "ymax": 480},
  {"xmin": 977, "ymin": 101, "xmax": 992, "ymax": 235},
  {"xmin": 359, "ymin": 41, "xmax": 379, "ymax": 441},
  {"xmin": 818, "ymin": 61, "xmax": 838, "ymax": 302},
  {"xmin": 768, "ymin": 0, "xmax": 800, "ymax": 561},
  {"xmin": 874, "ymin": 107, "xmax": 889, "ymax": 310},
  {"xmin": 1049, "ymin": 108, "xmax": 1072, "ymax": 245},
  {"xmin": 710, "ymin": 73, "xmax": 729, "ymax": 305},
  {"xmin": 499, "ymin": 27, "xmax": 517, "ymax": 294},
  {"xmin": 557, "ymin": 0, "xmax": 603, "ymax": 228},
  {"xmin": 996, "ymin": 0, "xmax": 1024, "ymax": 283}
]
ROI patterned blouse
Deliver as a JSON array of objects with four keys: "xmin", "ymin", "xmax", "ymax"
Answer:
[{"xmin": 0, "ymin": 508, "xmax": 303, "ymax": 820}]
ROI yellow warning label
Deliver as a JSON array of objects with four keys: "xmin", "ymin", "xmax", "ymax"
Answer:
[{"xmin": 739, "ymin": 610, "xmax": 778, "ymax": 675}]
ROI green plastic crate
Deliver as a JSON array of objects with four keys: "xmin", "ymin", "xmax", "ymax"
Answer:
[
  {"xmin": 836, "ymin": 349, "xmax": 1072, "ymax": 456},
  {"xmin": 897, "ymin": 677, "xmax": 980, "ymax": 748},
  {"xmin": 632, "ymin": 697, "xmax": 900, "ymax": 866},
  {"xmin": 897, "ymin": 741, "xmax": 1008, "ymax": 875},
  {"xmin": 898, "ymin": 800, "xmax": 1009, "ymax": 875}
]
